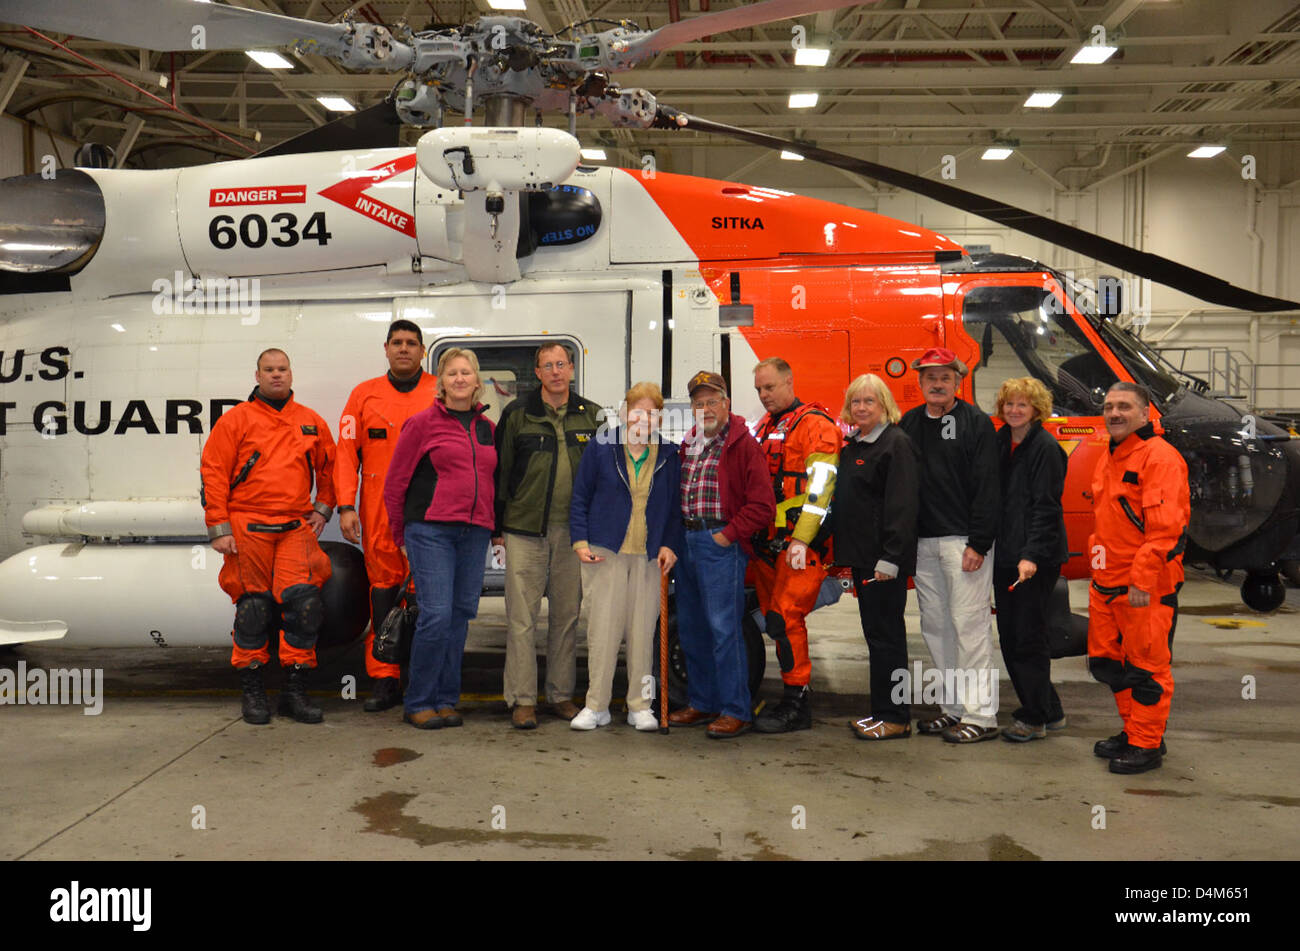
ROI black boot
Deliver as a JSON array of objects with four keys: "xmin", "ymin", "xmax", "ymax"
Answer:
[
  {"xmin": 239, "ymin": 663, "xmax": 270, "ymax": 725},
  {"xmin": 754, "ymin": 685, "xmax": 813, "ymax": 733},
  {"xmin": 1094, "ymin": 731, "xmax": 1167, "ymax": 759},
  {"xmin": 1109, "ymin": 743, "xmax": 1163, "ymax": 774},
  {"xmin": 278, "ymin": 664, "xmax": 324, "ymax": 723},
  {"xmin": 364, "ymin": 676, "xmax": 402, "ymax": 712}
]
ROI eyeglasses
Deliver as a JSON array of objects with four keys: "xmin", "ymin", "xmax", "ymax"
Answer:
[
  {"xmin": 539, "ymin": 361, "xmax": 569, "ymax": 372},
  {"xmin": 691, "ymin": 397, "xmax": 724, "ymax": 409}
]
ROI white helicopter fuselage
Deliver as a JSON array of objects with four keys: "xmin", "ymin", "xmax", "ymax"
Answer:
[{"xmin": 0, "ymin": 148, "xmax": 762, "ymax": 647}]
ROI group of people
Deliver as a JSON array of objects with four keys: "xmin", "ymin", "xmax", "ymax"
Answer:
[{"xmin": 199, "ymin": 326, "xmax": 1189, "ymax": 775}]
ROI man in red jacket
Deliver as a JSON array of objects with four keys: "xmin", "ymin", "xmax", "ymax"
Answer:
[
  {"xmin": 335, "ymin": 320, "xmax": 436, "ymax": 712},
  {"xmin": 201, "ymin": 348, "xmax": 336, "ymax": 725},
  {"xmin": 668, "ymin": 371, "xmax": 776, "ymax": 738}
]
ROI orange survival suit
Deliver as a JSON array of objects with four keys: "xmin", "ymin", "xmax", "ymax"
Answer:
[
  {"xmin": 752, "ymin": 399, "xmax": 841, "ymax": 686},
  {"xmin": 201, "ymin": 391, "xmax": 336, "ymax": 669},
  {"xmin": 334, "ymin": 370, "xmax": 437, "ymax": 679},
  {"xmin": 1087, "ymin": 421, "xmax": 1190, "ymax": 750}
]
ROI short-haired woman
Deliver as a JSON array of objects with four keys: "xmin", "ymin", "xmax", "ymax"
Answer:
[
  {"xmin": 835, "ymin": 374, "xmax": 921, "ymax": 740},
  {"xmin": 383, "ymin": 348, "xmax": 497, "ymax": 729},
  {"xmin": 994, "ymin": 376, "xmax": 1068, "ymax": 741},
  {"xmin": 568, "ymin": 382, "xmax": 683, "ymax": 731}
]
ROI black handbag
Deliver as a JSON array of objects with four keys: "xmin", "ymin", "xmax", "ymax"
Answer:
[{"xmin": 372, "ymin": 574, "xmax": 418, "ymax": 665}]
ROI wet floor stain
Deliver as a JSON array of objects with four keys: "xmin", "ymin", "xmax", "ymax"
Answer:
[
  {"xmin": 872, "ymin": 833, "xmax": 1041, "ymax": 861},
  {"xmin": 1124, "ymin": 788, "xmax": 1198, "ymax": 798},
  {"xmin": 371, "ymin": 748, "xmax": 422, "ymax": 768},
  {"xmin": 842, "ymin": 772, "xmax": 890, "ymax": 784},
  {"xmin": 744, "ymin": 831, "xmax": 795, "ymax": 861},
  {"xmin": 1179, "ymin": 602, "xmax": 1295, "ymax": 616},
  {"xmin": 1227, "ymin": 793, "xmax": 1300, "ymax": 808},
  {"xmin": 352, "ymin": 791, "xmax": 608, "ymax": 850},
  {"xmin": 667, "ymin": 846, "xmax": 723, "ymax": 860}
]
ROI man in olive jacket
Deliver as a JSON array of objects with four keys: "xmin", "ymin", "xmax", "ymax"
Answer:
[{"xmin": 493, "ymin": 342, "xmax": 602, "ymax": 728}]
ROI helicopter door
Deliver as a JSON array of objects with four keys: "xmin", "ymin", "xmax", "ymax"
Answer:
[{"xmin": 950, "ymin": 281, "xmax": 1123, "ymax": 575}]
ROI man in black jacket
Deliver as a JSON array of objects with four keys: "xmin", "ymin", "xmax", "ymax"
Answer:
[
  {"xmin": 898, "ymin": 348, "xmax": 1001, "ymax": 743},
  {"xmin": 993, "ymin": 377, "xmax": 1069, "ymax": 742}
]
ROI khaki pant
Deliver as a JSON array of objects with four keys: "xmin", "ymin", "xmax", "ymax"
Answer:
[
  {"xmin": 581, "ymin": 546, "xmax": 662, "ymax": 713},
  {"xmin": 503, "ymin": 527, "xmax": 582, "ymax": 706}
]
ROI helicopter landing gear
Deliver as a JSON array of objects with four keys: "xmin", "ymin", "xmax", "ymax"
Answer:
[{"xmin": 1241, "ymin": 570, "xmax": 1286, "ymax": 612}]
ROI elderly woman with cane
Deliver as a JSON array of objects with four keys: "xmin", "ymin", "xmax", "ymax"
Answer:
[{"xmin": 568, "ymin": 382, "xmax": 683, "ymax": 731}]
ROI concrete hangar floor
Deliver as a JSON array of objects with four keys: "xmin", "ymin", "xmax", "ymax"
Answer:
[{"xmin": 2, "ymin": 569, "xmax": 1296, "ymax": 862}]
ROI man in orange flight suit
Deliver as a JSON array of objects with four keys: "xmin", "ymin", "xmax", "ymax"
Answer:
[
  {"xmin": 1088, "ymin": 381, "xmax": 1190, "ymax": 774},
  {"xmin": 750, "ymin": 357, "xmax": 841, "ymax": 733},
  {"xmin": 202, "ymin": 348, "xmax": 337, "ymax": 725},
  {"xmin": 335, "ymin": 319, "xmax": 436, "ymax": 712}
]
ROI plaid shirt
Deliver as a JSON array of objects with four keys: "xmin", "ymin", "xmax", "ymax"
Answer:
[{"xmin": 680, "ymin": 421, "xmax": 729, "ymax": 521}]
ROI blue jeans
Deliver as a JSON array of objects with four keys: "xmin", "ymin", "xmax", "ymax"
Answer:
[
  {"xmin": 674, "ymin": 528, "xmax": 750, "ymax": 720},
  {"xmin": 403, "ymin": 521, "xmax": 491, "ymax": 713}
]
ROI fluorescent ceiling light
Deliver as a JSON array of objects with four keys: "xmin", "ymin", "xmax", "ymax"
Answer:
[
  {"xmin": 487, "ymin": 0, "xmax": 527, "ymax": 9},
  {"xmin": 1188, "ymin": 145, "xmax": 1226, "ymax": 158},
  {"xmin": 788, "ymin": 92, "xmax": 819, "ymax": 109},
  {"xmin": 110, "ymin": 323, "xmax": 125, "ymax": 332},
  {"xmin": 780, "ymin": 151, "xmax": 805, "ymax": 161},
  {"xmin": 1071, "ymin": 45, "xmax": 1117, "ymax": 64},
  {"xmin": 1024, "ymin": 91, "xmax": 1062, "ymax": 109},
  {"xmin": 794, "ymin": 47, "xmax": 830, "ymax": 67},
  {"xmin": 316, "ymin": 96, "xmax": 355, "ymax": 112},
  {"xmin": 579, "ymin": 148, "xmax": 607, "ymax": 160},
  {"xmin": 982, "ymin": 147, "xmax": 1014, "ymax": 161},
  {"xmin": 247, "ymin": 50, "xmax": 293, "ymax": 69}
]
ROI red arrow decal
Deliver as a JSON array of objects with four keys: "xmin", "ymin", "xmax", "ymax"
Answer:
[{"xmin": 317, "ymin": 153, "xmax": 418, "ymax": 238}]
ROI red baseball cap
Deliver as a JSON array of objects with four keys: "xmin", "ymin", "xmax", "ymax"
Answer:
[{"xmin": 910, "ymin": 347, "xmax": 968, "ymax": 376}]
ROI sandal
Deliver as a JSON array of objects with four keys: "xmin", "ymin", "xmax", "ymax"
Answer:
[
  {"xmin": 850, "ymin": 716, "xmax": 911, "ymax": 741},
  {"xmin": 942, "ymin": 722, "xmax": 1000, "ymax": 744},
  {"xmin": 916, "ymin": 713, "xmax": 961, "ymax": 735}
]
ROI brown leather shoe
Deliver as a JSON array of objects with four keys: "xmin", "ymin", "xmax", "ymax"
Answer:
[
  {"xmin": 551, "ymin": 699, "xmax": 581, "ymax": 721},
  {"xmin": 668, "ymin": 706, "xmax": 719, "ymax": 727},
  {"xmin": 706, "ymin": 715, "xmax": 752, "ymax": 739},
  {"xmin": 511, "ymin": 705, "xmax": 538, "ymax": 730},
  {"xmin": 403, "ymin": 709, "xmax": 443, "ymax": 730},
  {"xmin": 849, "ymin": 716, "xmax": 911, "ymax": 741},
  {"xmin": 436, "ymin": 706, "xmax": 463, "ymax": 728}
]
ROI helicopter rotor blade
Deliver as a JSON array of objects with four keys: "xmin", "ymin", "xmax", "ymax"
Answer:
[
  {"xmin": 620, "ymin": 0, "xmax": 874, "ymax": 67},
  {"xmin": 657, "ymin": 109, "xmax": 1300, "ymax": 314},
  {"xmin": 0, "ymin": 0, "xmax": 347, "ymax": 52},
  {"xmin": 256, "ymin": 100, "xmax": 404, "ymax": 158}
]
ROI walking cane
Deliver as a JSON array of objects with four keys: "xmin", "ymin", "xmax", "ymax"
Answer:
[{"xmin": 659, "ymin": 569, "xmax": 670, "ymax": 734}]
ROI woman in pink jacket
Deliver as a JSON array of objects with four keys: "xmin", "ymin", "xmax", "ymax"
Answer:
[{"xmin": 384, "ymin": 348, "xmax": 497, "ymax": 729}]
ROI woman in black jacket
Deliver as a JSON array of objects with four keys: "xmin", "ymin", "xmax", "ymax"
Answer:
[
  {"xmin": 994, "ymin": 377, "xmax": 1069, "ymax": 741},
  {"xmin": 836, "ymin": 374, "xmax": 921, "ymax": 740}
]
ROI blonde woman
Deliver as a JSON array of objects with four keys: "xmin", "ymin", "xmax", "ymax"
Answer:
[
  {"xmin": 994, "ymin": 377, "xmax": 1068, "ymax": 741},
  {"xmin": 835, "ymin": 374, "xmax": 921, "ymax": 740},
  {"xmin": 383, "ymin": 348, "xmax": 497, "ymax": 729},
  {"xmin": 568, "ymin": 382, "xmax": 683, "ymax": 731}
]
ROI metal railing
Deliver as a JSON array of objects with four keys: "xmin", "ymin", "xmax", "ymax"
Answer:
[{"xmin": 1153, "ymin": 347, "xmax": 1300, "ymax": 416}]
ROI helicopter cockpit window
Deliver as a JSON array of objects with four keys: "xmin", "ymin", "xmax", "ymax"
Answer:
[
  {"xmin": 961, "ymin": 285, "xmax": 1118, "ymax": 417},
  {"xmin": 431, "ymin": 338, "xmax": 581, "ymax": 427},
  {"xmin": 0, "ymin": 169, "xmax": 106, "ymax": 277}
]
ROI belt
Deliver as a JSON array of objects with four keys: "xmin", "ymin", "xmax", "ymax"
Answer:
[
  {"xmin": 683, "ymin": 517, "xmax": 727, "ymax": 530},
  {"xmin": 247, "ymin": 520, "xmax": 302, "ymax": 533},
  {"xmin": 1091, "ymin": 580, "xmax": 1129, "ymax": 604}
]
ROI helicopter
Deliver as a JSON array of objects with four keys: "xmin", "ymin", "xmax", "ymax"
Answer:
[{"xmin": 0, "ymin": 1, "xmax": 1297, "ymax": 695}]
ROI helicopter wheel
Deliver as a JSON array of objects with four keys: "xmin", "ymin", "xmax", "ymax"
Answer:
[{"xmin": 1241, "ymin": 570, "xmax": 1286, "ymax": 613}]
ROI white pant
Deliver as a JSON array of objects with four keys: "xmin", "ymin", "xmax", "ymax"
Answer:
[{"xmin": 913, "ymin": 536, "xmax": 999, "ymax": 726}]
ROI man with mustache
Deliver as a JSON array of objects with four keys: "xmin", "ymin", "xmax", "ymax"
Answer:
[
  {"xmin": 898, "ymin": 348, "xmax": 1001, "ymax": 743},
  {"xmin": 1087, "ymin": 381, "xmax": 1190, "ymax": 774}
]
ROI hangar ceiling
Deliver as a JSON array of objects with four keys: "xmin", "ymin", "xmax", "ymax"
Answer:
[{"xmin": 1, "ymin": 0, "xmax": 1299, "ymax": 182}]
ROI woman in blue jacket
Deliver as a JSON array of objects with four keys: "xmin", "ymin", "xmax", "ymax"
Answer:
[{"xmin": 569, "ymin": 382, "xmax": 684, "ymax": 731}]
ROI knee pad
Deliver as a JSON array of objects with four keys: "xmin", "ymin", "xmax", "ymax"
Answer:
[
  {"xmin": 280, "ymin": 583, "xmax": 325, "ymax": 649},
  {"xmin": 1125, "ymin": 662, "xmax": 1164, "ymax": 706},
  {"xmin": 233, "ymin": 593, "xmax": 276, "ymax": 650},
  {"xmin": 766, "ymin": 609, "xmax": 794, "ymax": 673},
  {"xmin": 1088, "ymin": 655, "xmax": 1126, "ymax": 692}
]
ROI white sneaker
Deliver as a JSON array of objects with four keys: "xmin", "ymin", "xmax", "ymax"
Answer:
[
  {"xmin": 627, "ymin": 709, "xmax": 659, "ymax": 732},
  {"xmin": 570, "ymin": 707, "xmax": 611, "ymax": 730}
]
